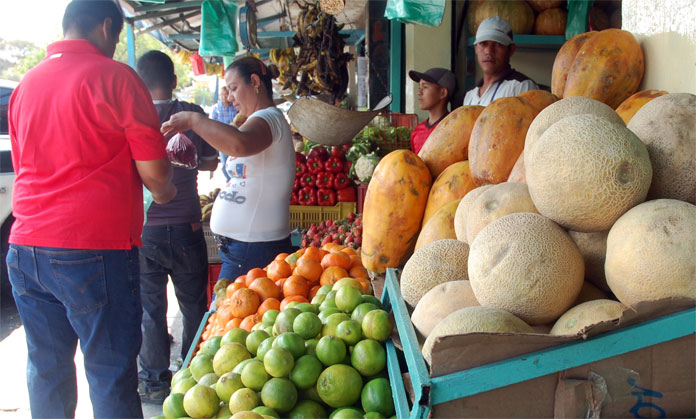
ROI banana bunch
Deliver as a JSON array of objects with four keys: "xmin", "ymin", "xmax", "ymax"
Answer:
[
  {"xmin": 204, "ymin": 60, "xmax": 223, "ymax": 76},
  {"xmin": 199, "ymin": 188, "xmax": 220, "ymax": 222},
  {"xmin": 270, "ymin": 48, "xmax": 297, "ymax": 91},
  {"xmin": 175, "ymin": 49, "xmax": 192, "ymax": 66}
]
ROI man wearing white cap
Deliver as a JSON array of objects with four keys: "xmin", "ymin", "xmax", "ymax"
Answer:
[{"xmin": 463, "ymin": 17, "xmax": 538, "ymax": 106}]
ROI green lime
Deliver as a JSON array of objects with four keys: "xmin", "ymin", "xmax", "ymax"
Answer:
[
  {"xmin": 322, "ymin": 312, "xmax": 350, "ymax": 337},
  {"xmin": 289, "ymin": 354, "xmax": 323, "ymax": 390},
  {"xmin": 311, "ymin": 294, "xmax": 326, "ymax": 305},
  {"xmin": 294, "ymin": 302, "xmax": 319, "ymax": 314},
  {"xmin": 231, "ymin": 358, "xmax": 254, "ymax": 375},
  {"xmin": 304, "ymin": 338, "xmax": 319, "ymax": 356},
  {"xmin": 240, "ymin": 359, "xmax": 269, "ymax": 391},
  {"xmin": 228, "ymin": 387, "xmax": 258, "ymax": 414},
  {"xmin": 171, "ymin": 367, "xmax": 192, "ymax": 387},
  {"xmin": 351, "ymin": 339, "xmax": 386, "ymax": 377},
  {"xmin": 361, "ymin": 309, "xmax": 393, "ymax": 342},
  {"xmin": 335, "ymin": 285, "xmax": 362, "ymax": 313},
  {"xmin": 361, "ymin": 377, "xmax": 395, "ymax": 416},
  {"xmin": 260, "ymin": 377, "xmax": 298, "ymax": 413},
  {"xmin": 361, "ymin": 295, "xmax": 382, "ymax": 309},
  {"xmin": 255, "ymin": 336, "xmax": 276, "ymax": 361},
  {"xmin": 316, "ymin": 284, "xmax": 333, "ymax": 296},
  {"xmin": 246, "ymin": 330, "xmax": 270, "ymax": 356},
  {"xmin": 273, "ymin": 307, "xmax": 301, "ymax": 335},
  {"xmin": 335, "ymin": 320, "xmax": 362, "ymax": 346},
  {"xmin": 262, "ymin": 309, "xmax": 280, "ymax": 325},
  {"xmin": 317, "ymin": 364, "xmax": 363, "ymax": 408},
  {"xmin": 329, "ymin": 407, "xmax": 365, "ymax": 418},
  {"xmin": 263, "ymin": 347, "xmax": 295, "ymax": 378},
  {"xmin": 182, "ymin": 384, "xmax": 219, "ymax": 418},
  {"xmin": 199, "ymin": 336, "xmax": 222, "ymax": 357},
  {"xmin": 273, "ymin": 332, "xmax": 306, "ymax": 359},
  {"xmin": 293, "ymin": 312, "xmax": 322, "ymax": 340},
  {"xmin": 171, "ymin": 376, "xmax": 196, "ymax": 394},
  {"xmin": 220, "ymin": 328, "xmax": 249, "ymax": 347},
  {"xmin": 315, "ymin": 335, "xmax": 347, "ymax": 367},
  {"xmin": 318, "ymin": 308, "xmax": 342, "ymax": 324},
  {"xmin": 333, "ymin": 277, "xmax": 362, "ymax": 292},
  {"xmin": 162, "ymin": 393, "xmax": 186, "ymax": 419},
  {"xmin": 351, "ymin": 303, "xmax": 377, "ymax": 324},
  {"xmin": 288, "ymin": 399, "xmax": 327, "ymax": 419},
  {"xmin": 252, "ymin": 405, "xmax": 280, "ymax": 418},
  {"xmin": 214, "ymin": 371, "xmax": 243, "ymax": 404},
  {"xmin": 197, "ymin": 372, "xmax": 219, "ymax": 386}
]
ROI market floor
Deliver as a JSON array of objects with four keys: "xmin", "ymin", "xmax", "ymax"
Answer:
[{"xmin": 0, "ymin": 280, "xmax": 185, "ymax": 418}]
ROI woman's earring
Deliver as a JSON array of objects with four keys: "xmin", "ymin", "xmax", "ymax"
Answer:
[{"xmin": 255, "ymin": 87, "xmax": 259, "ymax": 94}]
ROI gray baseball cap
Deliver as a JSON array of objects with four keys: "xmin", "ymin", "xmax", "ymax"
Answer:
[
  {"xmin": 475, "ymin": 17, "xmax": 514, "ymax": 46},
  {"xmin": 408, "ymin": 67, "xmax": 457, "ymax": 98}
]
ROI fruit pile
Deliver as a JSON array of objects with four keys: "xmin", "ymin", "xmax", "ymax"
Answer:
[
  {"xmin": 292, "ymin": 146, "xmax": 357, "ymax": 206},
  {"xmin": 199, "ymin": 188, "xmax": 221, "ymax": 222},
  {"xmin": 301, "ymin": 213, "xmax": 362, "ymax": 249},
  {"xmin": 160, "ymin": 245, "xmax": 395, "ymax": 419}
]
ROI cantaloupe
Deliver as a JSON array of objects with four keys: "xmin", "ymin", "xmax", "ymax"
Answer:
[
  {"xmin": 400, "ymin": 239, "xmax": 470, "ymax": 308},
  {"xmin": 414, "ymin": 199, "xmax": 461, "ymax": 251},
  {"xmin": 453, "ymin": 185, "xmax": 494, "ymax": 243},
  {"xmin": 526, "ymin": 114, "xmax": 652, "ymax": 232},
  {"xmin": 568, "ymin": 230, "xmax": 609, "ymax": 292},
  {"xmin": 524, "ymin": 96, "xmax": 624, "ymax": 159},
  {"xmin": 468, "ymin": 212, "xmax": 584, "ymax": 325},
  {"xmin": 422, "ymin": 306, "xmax": 534, "ymax": 364},
  {"xmin": 411, "ymin": 280, "xmax": 479, "ymax": 339},
  {"xmin": 466, "ymin": 182, "xmax": 538, "ymax": 244},
  {"xmin": 549, "ymin": 299, "xmax": 627, "ymax": 336},
  {"xmin": 605, "ymin": 199, "xmax": 696, "ymax": 306},
  {"xmin": 573, "ymin": 281, "xmax": 608, "ymax": 305},
  {"xmin": 422, "ymin": 161, "xmax": 477, "ymax": 225},
  {"xmin": 627, "ymin": 93, "xmax": 696, "ymax": 205}
]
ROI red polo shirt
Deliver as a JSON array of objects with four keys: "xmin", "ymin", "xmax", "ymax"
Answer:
[
  {"xmin": 9, "ymin": 40, "xmax": 166, "ymax": 249},
  {"xmin": 410, "ymin": 112, "xmax": 448, "ymax": 155}
]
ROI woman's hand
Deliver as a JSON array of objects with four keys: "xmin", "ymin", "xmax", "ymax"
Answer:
[{"xmin": 161, "ymin": 111, "xmax": 196, "ymax": 137}]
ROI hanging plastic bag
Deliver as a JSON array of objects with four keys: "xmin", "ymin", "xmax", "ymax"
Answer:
[
  {"xmin": 189, "ymin": 52, "xmax": 206, "ymax": 76},
  {"xmin": 384, "ymin": 0, "xmax": 446, "ymax": 27},
  {"xmin": 166, "ymin": 133, "xmax": 198, "ymax": 169},
  {"xmin": 143, "ymin": 187, "xmax": 153, "ymax": 225},
  {"xmin": 199, "ymin": 0, "xmax": 239, "ymax": 57},
  {"xmin": 566, "ymin": 0, "xmax": 592, "ymax": 39}
]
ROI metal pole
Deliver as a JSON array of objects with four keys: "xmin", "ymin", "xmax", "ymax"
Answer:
[{"xmin": 127, "ymin": 22, "xmax": 136, "ymax": 69}]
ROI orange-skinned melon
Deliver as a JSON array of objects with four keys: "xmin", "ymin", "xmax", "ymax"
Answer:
[
  {"xmin": 422, "ymin": 161, "xmax": 477, "ymax": 225},
  {"xmin": 615, "ymin": 89, "xmax": 668, "ymax": 124},
  {"xmin": 551, "ymin": 31, "xmax": 596, "ymax": 98}
]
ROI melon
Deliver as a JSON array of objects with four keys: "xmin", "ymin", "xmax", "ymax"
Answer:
[
  {"xmin": 627, "ymin": 93, "xmax": 696, "ymax": 204},
  {"xmin": 507, "ymin": 153, "xmax": 525, "ymax": 183},
  {"xmin": 549, "ymin": 299, "xmax": 627, "ymax": 336},
  {"xmin": 526, "ymin": 113, "xmax": 652, "ymax": 232},
  {"xmin": 453, "ymin": 185, "xmax": 495, "ymax": 243},
  {"xmin": 468, "ymin": 212, "xmax": 584, "ymax": 325},
  {"xmin": 414, "ymin": 199, "xmax": 461, "ymax": 251},
  {"xmin": 400, "ymin": 239, "xmax": 470, "ymax": 308},
  {"xmin": 465, "ymin": 182, "xmax": 538, "ymax": 244},
  {"xmin": 563, "ymin": 29, "xmax": 644, "ymax": 109},
  {"xmin": 469, "ymin": 96, "xmax": 537, "ymax": 186},
  {"xmin": 418, "ymin": 106, "xmax": 484, "ymax": 179},
  {"xmin": 615, "ymin": 89, "xmax": 668, "ymax": 124},
  {"xmin": 422, "ymin": 306, "xmax": 534, "ymax": 364},
  {"xmin": 517, "ymin": 90, "xmax": 558, "ymax": 116},
  {"xmin": 568, "ymin": 230, "xmax": 609, "ymax": 292},
  {"xmin": 551, "ymin": 31, "xmax": 596, "ymax": 98},
  {"xmin": 472, "ymin": 0, "xmax": 535, "ymax": 35},
  {"xmin": 524, "ymin": 96, "xmax": 624, "ymax": 159},
  {"xmin": 605, "ymin": 199, "xmax": 696, "ymax": 306},
  {"xmin": 534, "ymin": 8, "xmax": 567, "ymax": 35},
  {"xmin": 527, "ymin": 0, "xmax": 564, "ymax": 12},
  {"xmin": 422, "ymin": 161, "xmax": 477, "ymax": 225},
  {"xmin": 573, "ymin": 281, "xmax": 608, "ymax": 305},
  {"xmin": 411, "ymin": 280, "xmax": 479, "ymax": 339}
]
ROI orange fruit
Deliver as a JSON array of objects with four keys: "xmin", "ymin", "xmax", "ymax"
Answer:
[
  {"xmin": 275, "ymin": 252, "xmax": 290, "ymax": 261},
  {"xmin": 224, "ymin": 317, "xmax": 243, "ymax": 333},
  {"xmin": 283, "ymin": 276, "xmax": 310, "ymax": 298},
  {"xmin": 302, "ymin": 247, "xmax": 324, "ymax": 263},
  {"xmin": 293, "ymin": 258, "xmax": 322, "ymax": 284},
  {"xmin": 349, "ymin": 255, "xmax": 363, "ymax": 268},
  {"xmin": 234, "ymin": 275, "xmax": 247, "ymax": 284},
  {"xmin": 355, "ymin": 277, "xmax": 371, "ymax": 295},
  {"xmin": 321, "ymin": 242, "xmax": 345, "ymax": 252},
  {"xmin": 285, "ymin": 249, "xmax": 305, "ymax": 269},
  {"xmin": 216, "ymin": 305, "xmax": 234, "ymax": 327},
  {"xmin": 280, "ymin": 295, "xmax": 309, "ymax": 311},
  {"xmin": 320, "ymin": 266, "xmax": 349, "ymax": 287},
  {"xmin": 240, "ymin": 313, "xmax": 261, "ymax": 332},
  {"xmin": 340, "ymin": 247, "xmax": 357, "ymax": 256},
  {"xmin": 245, "ymin": 268, "xmax": 268, "ymax": 287},
  {"xmin": 349, "ymin": 265, "xmax": 368, "ymax": 279},
  {"xmin": 230, "ymin": 288, "xmax": 261, "ymax": 318},
  {"xmin": 309, "ymin": 285, "xmax": 321, "ymax": 300},
  {"xmin": 257, "ymin": 298, "xmax": 281, "ymax": 318},
  {"xmin": 249, "ymin": 277, "xmax": 282, "ymax": 301},
  {"xmin": 226, "ymin": 282, "xmax": 246, "ymax": 299},
  {"xmin": 267, "ymin": 260, "xmax": 292, "ymax": 280},
  {"xmin": 320, "ymin": 251, "xmax": 352, "ymax": 270}
]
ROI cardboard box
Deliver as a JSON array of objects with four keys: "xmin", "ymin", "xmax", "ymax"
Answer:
[{"xmin": 424, "ymin": 298, "xmax": 695, "ymax": 418}]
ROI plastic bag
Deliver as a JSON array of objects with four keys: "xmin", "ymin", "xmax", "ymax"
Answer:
[
  {"xmin": 384, "ymin": 0, "xmax": 446, "ymax": 27},
  {"xmin": 566, "ymin": 0, "xmax": 592, "ymax": 39},
  {"xmin": 199, "ymin": 0, "xmax": 239, "ymax": 57},
  {"xmin": 166, "ymin": 133, "xmax": 198, "ymax": 169},
  {"xmin": 143, "ymin": 187, "xmax": 153, "ymax": 225}
]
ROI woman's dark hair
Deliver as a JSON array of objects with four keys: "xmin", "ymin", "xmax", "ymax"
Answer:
[
  {"xmin": 226, "ymin": 56, "xmax": 279, "ymax": 100},
  {"xmin": 62, "ymin": 0, "xmax": 124, "ymax": 38},
  {"xmin": 136, "ymin": 50, "xmax": 175, "ymax": 91}
]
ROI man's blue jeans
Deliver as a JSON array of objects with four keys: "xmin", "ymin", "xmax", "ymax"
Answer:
[
  {"xmin": 138, "ymin": 223, "xmax": 208, "ymax": 390},
  {"xmin": 6, "ymin": 245, "xmax": 143, "ymax": 419},
  {"xmin": 217, "ymin": 235, "xmax": 294, "ymax": 282}
]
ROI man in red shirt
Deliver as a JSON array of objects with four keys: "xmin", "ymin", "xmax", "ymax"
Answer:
[
  {"xmin": 6, "ymin": 1, "xmax": 175, "ymax": 417},
  {"xmin": 408, "ymin": 67, "xmax": 457, "ymax": 154}
]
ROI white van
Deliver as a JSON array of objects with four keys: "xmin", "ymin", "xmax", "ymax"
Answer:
[{"xmin": 1, "ymin": 79, "xmax": 18, "ymax": 292}]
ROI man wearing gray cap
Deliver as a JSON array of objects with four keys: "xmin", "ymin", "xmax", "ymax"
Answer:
[
  {"xmin": 463, "ymin": 17, "xmax": 538, "ymax": 106},
  {"xmin": 408, "ymin": 67, "xmax": 456, "ymax": 154}
]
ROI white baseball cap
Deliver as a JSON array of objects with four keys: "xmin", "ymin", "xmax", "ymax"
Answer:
[{"xmin": 475, "ymin": 17, "xmax": 514, "ymax": 46}]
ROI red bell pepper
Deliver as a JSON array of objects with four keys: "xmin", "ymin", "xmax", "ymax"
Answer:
[
  {"xmin": 308, "ymin": 146, "xmax": 329, "ymax": 161},
  {"xmin": 299, "ymin": 173, "xmax": 316, "ymax": 188},
  {"xmin": 343, "ymin": 160, "xmax": 352, "ymax": 175},
  {"xmin": 295, "ymin": 161, "xmax": 306, "ymax": 176},
  {"xmin": 315, "ymin": 171, "xmax": 335, "ymax": 189},
  {"xmin": 317, "ymin": 188, "xmax": 337, "ymax": 206},
  {"xmin": 325, "ymin": 157, "xmax": 344, "ymax": 173},
  {"xmin": 293, "ymin": 178, "xmax": 300, "ymax": 191},
  {"xmin": 295, "ymin": 152, "xmax": 306, "ymax": 164},
  {"xmin": 330, "ymin": 145, "xmax": 345, "ymax": 159},
  {"xmin": 298, "ymin": 186, "xmax": 317, "ymax": 206},
  {"xmin": 337, "ymin": 187, "xmax": 356, "ymax": 202},
  {"xmin": 333, "ymin": 172, "xmax": 350, "ymax": 190},
  {"xmin": 306, "ymin": 157, "xmax": 324, "ymax": 174},
  {"xmin": 290, "ymin": 191, "xmax": 298, "ymax": 205}
]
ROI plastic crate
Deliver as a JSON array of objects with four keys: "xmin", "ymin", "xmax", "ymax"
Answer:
[
  {"xmin": 373, "ymin": 112, "xmax": 417, "ymax": 156},
  {"xmin": 206, "ymin": 263, "xmax": 222, "ymax": 308},
  {"xmin": 289, "ymin": 202, "xmax": 356, "ymax": 230},
  {"xmin": 202, "ymin": 223, "xmax": 221, "ymax": 263}
]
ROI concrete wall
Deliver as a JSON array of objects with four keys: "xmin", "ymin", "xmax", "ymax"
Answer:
[
  {"xmin": 623, "ymin": 0, "xmax": 696, "ymax": 94},
  {"xmin": 403, "ymin": 1, "xmax": 452, "ymax": 122}
]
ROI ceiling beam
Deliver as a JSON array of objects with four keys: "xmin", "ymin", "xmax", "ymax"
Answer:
[
  {"xmin": 136, "ymin": 10, "xmax": 201, "ymax": 35},
  {"xmin": 132, "ymin": 0, "xmax": 203, "ymax": 13},
  {"xmin": 128, "ymin": 6, "xmax": 200, "ymax": 22}
]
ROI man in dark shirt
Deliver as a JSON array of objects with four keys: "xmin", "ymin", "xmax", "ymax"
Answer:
[{"xmin": 135, "ymin": 50, "xmax": 218, "ymax": 403}]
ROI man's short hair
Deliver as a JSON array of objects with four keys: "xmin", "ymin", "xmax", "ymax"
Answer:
[
  {"xmin": 137, "ymin": 50, "xmax": 176, "ymax": 91},
  {"xmin": 62, "ymin": 0, "xmax": 124, "ymax": 38}
]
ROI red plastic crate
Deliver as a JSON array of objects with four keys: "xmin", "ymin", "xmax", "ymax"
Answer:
[{"xmin": 207, "ymin": 263, "xmax": 222, "ymax": 308}]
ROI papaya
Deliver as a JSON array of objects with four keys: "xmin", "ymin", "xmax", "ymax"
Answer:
[
  {"xmin": 615, "ymin": 89, "xmax": 668, "ymax": 124},
  {"xmin": 414, "ymin": 199, "xmax": 461, "ymax": 251},
  {"xmin": 422, "ymin": 161, "xmax": 477, "ymax": 225},
  {"xmin": 473, "ymin": 0, "xmax": 535, "ymax": 35},
  {"xmin": 551, "ymin": 31, "xmax": 596, "ymax": 98},
  {"xmin": 361, "ymin": 150, "xmax": 432, "ymax": 274},
  {"xmin": 507, "ymin": 153, "xmax": 526, "ymax": 183},
  {"xmin": 468, "ymin": 96, "xmax": 537, "ymax": 186},
  {"xmin": 563, "ymin": 29, "xmax": 645, "ymax": 109},
  {"xmin": 418, "ymin": 105, "xmax": 484, "ymax": 178},
  {"xmin": 534, "ymin": 8, "xmax": 567, "ymax": 36},
  {"xmin": 518, "ymin": 90, "xmax": 558, "ymax": 116}
]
